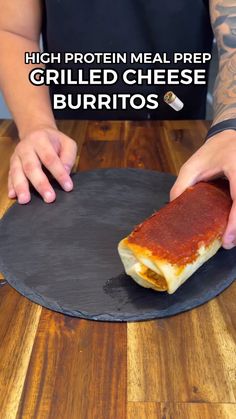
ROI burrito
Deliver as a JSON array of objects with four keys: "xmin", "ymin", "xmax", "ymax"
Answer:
[{"xmin": 118, "ymin": 180, "xmax": 232, "ymax": 294}]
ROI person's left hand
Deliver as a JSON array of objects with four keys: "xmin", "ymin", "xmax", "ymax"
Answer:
[{"xmin": 170, "ymin": 129, "xmax": 236, "ymax": 250}]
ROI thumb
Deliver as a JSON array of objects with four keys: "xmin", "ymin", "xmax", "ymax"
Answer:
[
  {"xmin": 222, "ymin": 171, "xmax": 236, "ymax": 249},
  {"xmin": 59, "ymin": 134, "xmax": 78, "ymax": 174},
  {"xmin": 223, "ymin": 200, "xmax": 236, "ymax": 249},
  {"xmin": 170, "ymin": 163, "xmax": 200, "ymax": 201}
]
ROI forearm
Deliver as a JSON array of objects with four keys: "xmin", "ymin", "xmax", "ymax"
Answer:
[
  {"xmin": 210, "ymin": 1, "xmax": 236, "ymax": 125},
  {"xmin": 0, "ymin": 30, "xmax": 56, "ymax": 138},
  {"xmin": 212, "ymin": 52, "xmax": 236, "ymax": 124}
]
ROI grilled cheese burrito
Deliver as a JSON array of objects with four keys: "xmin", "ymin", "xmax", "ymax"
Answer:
[{"xmin": 118, "ymin": 180, "xmax": 232, "ymax": 294}]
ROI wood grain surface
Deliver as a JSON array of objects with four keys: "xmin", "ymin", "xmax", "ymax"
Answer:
[{"xmin": 0, "ymin": 119, "xmax": 235, "ymax": 419}]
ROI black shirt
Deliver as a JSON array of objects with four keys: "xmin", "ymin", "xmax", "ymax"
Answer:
[{"xmin": 42, "ymin": 0, "xmax": 213, "ymax": 120}]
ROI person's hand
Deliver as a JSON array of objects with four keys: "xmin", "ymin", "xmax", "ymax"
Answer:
[
  {"xmin": 170, "ymin": 129, "xmax": 236, "ymax": 250},
  {"xmin": 8, "ymin": 127, "xmax": 77, "ymax": 204}
]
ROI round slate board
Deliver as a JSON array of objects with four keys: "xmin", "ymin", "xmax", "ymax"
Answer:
[{"xmin": 0, "ymin": 168, "xmax": 235, "ymax": 322}]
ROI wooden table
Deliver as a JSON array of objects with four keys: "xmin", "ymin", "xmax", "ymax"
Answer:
[{"xmin": 0, "ymin": 120, "xmax": 235, "ymax": 419}]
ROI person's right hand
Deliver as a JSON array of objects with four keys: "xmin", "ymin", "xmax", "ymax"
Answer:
[{"xmin": 8, "ymin": 127, "xmax": 78, "ymax": 204}]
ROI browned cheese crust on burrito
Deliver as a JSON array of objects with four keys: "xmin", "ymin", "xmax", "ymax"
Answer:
[{"xmin": 118, "ymin": 180, "xmax": 232, "ymax": 294}]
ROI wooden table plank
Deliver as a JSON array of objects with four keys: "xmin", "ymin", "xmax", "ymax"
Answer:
[
  {"xmin": 160, "ymin": 402, "xmax": 236, "ymax": 419},
  {"xmin": 0, "ymin": 133, "xmax": 17, "ymax": 284},
  {"xmin": 86, "ymin": 120, "xmax": 122, "ymax": 142},
  {"xmin": 17, "ymin": 311, "xmax": 127, "ymax": 419},
  {"xmin": 128, "ymin": 402, "xmax": 161, "ymax": 418},
  {"xmin": 0, "ymin": 287, "xmax": 41, "ymax": 419},
  {"xmin": 127, "ymin": 299, "xmax": 236, "ymax": 403},
  {"xmin": 0, "ymin": 119, "xmax": 18, "ymax": 139},
  {"xmin": 79, "ymin": 139, "xmax": 124, "ymax": 170},
  {"xmin": 219, "ymin": 281, "xmax": 236, "ymax": 331},
  {"xmin": 160, "ymin": 120, "xmax": 210, "ymax": 173},
  {"xmin": 122, "ymin": 121, "xmax": 167, "ymax": 171},
  {"xmin": 128, "ymin": 402, "xmax": 236, "ymax": 419},
  {"xmin": 78, "ymin": 120, "xmax": 124, "ymax": 170}
]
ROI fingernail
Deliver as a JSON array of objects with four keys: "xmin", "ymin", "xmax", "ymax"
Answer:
[
  {"xmin": 64, "ymin": 180, "xmax": 73, "ymax": 192},
  {"xmin": 44, "ymin": 191, "xmax": 55, "ymax": 203},
  {"xmin": 18, "ymin": 193, "xmax": 28, "ymax": 204}
]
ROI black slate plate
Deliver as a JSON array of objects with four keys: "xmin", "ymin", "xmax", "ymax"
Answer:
[{"xmin": 0, "ymin": 168, "xmax": 235, "ymax": 322}]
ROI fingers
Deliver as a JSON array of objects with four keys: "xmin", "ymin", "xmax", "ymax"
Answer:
[
  {"xmin": 8, "ymin": 173, "xmax": 16, "ymax": 199},
  {"xmin": 20, "ymin": 151, "xmax": 56, "ymax": 203},
  {"xmin": 222, "ymin": 170, "xmax": 236, "ymax": 249},
  {"xmin": 10, "ymin": 155, "xmax": 31, "ymax": 204},
  {"xmin": 9, "ymin": 129, "xmax": 76, "ymax": 204},
  {"xmin": 59, "ymin": 135, "xmax": 77, "ymax": 174},
  {"xmin": 170, "ymin": 162, "xmax": 200, "ymax": 201},
  {"xmin": 36, "ymin": 140, "xmax": 73, "ymax": 192}
]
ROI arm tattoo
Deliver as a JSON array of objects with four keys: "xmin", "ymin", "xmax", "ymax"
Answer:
[{"xmin": 210, "ymin": 0, "xmax": 236, "ymax": 124}]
